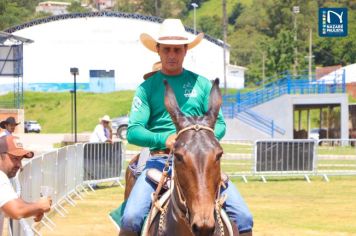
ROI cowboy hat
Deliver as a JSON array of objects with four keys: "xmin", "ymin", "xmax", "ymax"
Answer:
[
  {"xmin": 0, "ymin": 117, "xmax": 20, "ymax": 129},
  {"xmin": 140, "ymin": 19, "xmax": 204, "ymax": 53},
  {"xmin": 99, "ymin": 115, "xmax": 111, "ymax": 123},
  {"xmin": 143, "ymin": 61, "xmax": 162, "ymax": 80}
]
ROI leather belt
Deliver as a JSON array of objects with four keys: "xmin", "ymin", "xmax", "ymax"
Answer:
[{"xmin": 150, "ymin": 149, "xmax": 170, "ymax": 155}]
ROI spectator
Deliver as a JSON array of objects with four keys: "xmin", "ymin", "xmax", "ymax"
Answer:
[
  {"xmin": 89, "ymin": 115, "xmax": 112, "ymax": 143},
  {"xmin": 0, "ymin": 117, "xmax": 20, "ymax": 137},
  {"xmin": 0, "ymin": 136, "xmax": 51, "ymax": 235},
  {"xmin": 143, "ymin": 61, "xmax": 162, "ymax": 80}
]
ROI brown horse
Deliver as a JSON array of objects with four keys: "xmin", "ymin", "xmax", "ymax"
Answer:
[{"xmin": 124, "ymin": 79, "xmax": 238, "ymax": 235}]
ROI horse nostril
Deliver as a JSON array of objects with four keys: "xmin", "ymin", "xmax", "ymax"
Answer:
[
  {"xmin": 192, "ymin": 223, "xmax": 199, "ymax": 233},
  {"xmin": 191, "ymin": 223, "xmax": 215, "ymax": 236}
]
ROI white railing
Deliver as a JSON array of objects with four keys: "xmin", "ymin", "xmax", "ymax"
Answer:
[{"xmin": 9, "ymin": 141, "xmax": 124, "ymax": 236}]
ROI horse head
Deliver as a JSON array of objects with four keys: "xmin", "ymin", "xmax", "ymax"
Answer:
[{"xmin": 164, "ymin": 79, "xmax": 223, "ymax": 235}]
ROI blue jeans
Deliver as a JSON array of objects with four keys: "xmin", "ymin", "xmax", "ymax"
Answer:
[{"xmin": 121, "ymin": 156, "xmax": 253, "ymax": 233}]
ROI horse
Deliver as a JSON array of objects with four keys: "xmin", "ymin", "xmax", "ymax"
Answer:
[{"xmin": 124, "ymin": 79, "xmax": 238, "ymax": 236}]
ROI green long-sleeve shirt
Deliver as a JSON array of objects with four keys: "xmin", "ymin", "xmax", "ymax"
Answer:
[{"xmin": 127, "ymin": 69, "xmax": 226, "ymax": 151}]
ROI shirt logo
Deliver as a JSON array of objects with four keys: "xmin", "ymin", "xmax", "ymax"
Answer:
[
  {"xmin": 183, "ymin": 82, "xmax": 197, "ymax": 98},
  {"xmin": 132, "ymin": 96, "xmax": 142, "ymax": 112},
  {"xmin": 319, "ymin": 8, "xmax": 348, "ymax": 37}
]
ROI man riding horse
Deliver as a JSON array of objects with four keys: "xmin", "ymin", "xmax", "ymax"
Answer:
[{"xmin": 120, "ymin": 19, "xmax": 253, "ymax": 236}]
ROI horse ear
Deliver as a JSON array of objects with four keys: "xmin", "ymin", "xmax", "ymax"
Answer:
[
  {"xmin": 203, "ymin": 78, "xmax": 222, "ymax": 128},
  {"xmin": 164, "ymin": 80, "xmax": 186, "ymax": 130}
]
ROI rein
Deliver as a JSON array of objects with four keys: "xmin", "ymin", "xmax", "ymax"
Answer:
[{"xmin": 152, "ymin": 124, "xmax": 227, "ymax": 235}]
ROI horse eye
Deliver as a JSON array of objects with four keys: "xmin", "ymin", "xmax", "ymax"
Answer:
[
  {"xmin": 216, "ymin": 152, "xmax": 223, "ymax": 161},
  {"xmin": 174, "ymin": 153, "xmax": 184, "ymax": 162}
]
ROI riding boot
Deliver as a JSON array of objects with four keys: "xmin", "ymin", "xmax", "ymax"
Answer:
[{"xmin": 118, "ymin": 229, "xmax": 138, "ymax": 236}]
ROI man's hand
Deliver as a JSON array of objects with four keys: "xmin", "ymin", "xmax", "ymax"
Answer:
[
  {"xmin": 37, "ymin": 197, "xmax": 52, "ymax": 212},
  {"xmin": 165, "ymin": 134, "xmax": 177, "ymax": 150},
  {"xmin": 34, "ymin": 212, "xmax": 44, "ymax": 222}
]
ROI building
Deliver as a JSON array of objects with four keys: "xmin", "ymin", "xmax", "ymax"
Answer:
[
  {"xmin": 94, "ymin": 0, "xmax": 115, "ymax": 11},
  {"xmin": 36, "ymin": 1, "xmax": 71, "ymax": 15},
  {"xmin": 3, "ymin": 12, "xmax": 245, "ymax": 93},
  {"xmin": 89, "ymin": 70, "xmax": 115, "ymax": 93}
]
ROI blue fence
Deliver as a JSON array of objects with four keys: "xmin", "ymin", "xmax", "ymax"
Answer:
[
  {"xmin": 223, "ymin": 71, "xmax": 346, "ymax": 114},
  {"xmin": 222, "ymin": 71, "xmax": 346, "ymax": 137}
]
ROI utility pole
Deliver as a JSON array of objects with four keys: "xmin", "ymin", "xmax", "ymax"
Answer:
[
  {"xmin": 308, "ymin": 28, "xmax": 313, "ymax": 82},
  {"xmin": 305, "ymin": 28, "xmax": 314, "ymax": 82},
  {"xmin": 293, "ymin": 6, "xmax": 299, "ymax": 77},
  {"xmin": 191, "ymin": 3, "xmax": 198, "ymax": 35},
  {"xmin": 262, "ymin": 52, "xmax": 266, "ymax": 86},
  {"xmin": 155, "ymin": 0, "xmax": 159, "ymax": 17},
  {"xmin": 222, "ymin": 0, "xmax": 227, "ymax": 95}
]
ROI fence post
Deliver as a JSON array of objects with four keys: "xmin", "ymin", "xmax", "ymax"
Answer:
[
  {"xmin": 342, "ymin": 68, "xmax": 346, "ymax": 93},
  {"xmin": 287, "ymin": 74, "xmax": 291, "ymax": 94}
]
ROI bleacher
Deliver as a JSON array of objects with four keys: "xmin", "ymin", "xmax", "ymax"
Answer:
[{"xmin": 222, "ymin": 70, "xmax": 346, "ymax": 137}]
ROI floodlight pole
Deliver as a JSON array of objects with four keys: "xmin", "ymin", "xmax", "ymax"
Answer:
[
  {"xmin": 70, "ymin": 90, "xmax": 74, "ymax": 141},
  {"xmin": 191, "ymin": 3, "xmax": 198, "ymax": 35},
  {"xmin": 222, "ymin": 0, "xmax": 227, "ymax": 95},
  {"xmin": 70, "ymin": 68, "xmax": 79, "ymax": 143},
  {"xmin": 293, "ymin": 6, "xmax": 300, "ymax": 77}
]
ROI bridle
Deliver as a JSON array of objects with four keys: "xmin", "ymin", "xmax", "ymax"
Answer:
[
  {"xmin": 169, "ymin": 124, "xmax": 226, "ymax": 235},
  {"xmin": 176, "ymin": 124, "xmax": 214, "ymax": 139},
  {"xmin": 171, "ymin": 124, "xmax": 215, "ymax": 222}
]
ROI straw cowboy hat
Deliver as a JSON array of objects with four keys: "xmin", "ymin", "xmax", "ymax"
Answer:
[
  {"xmin": 143, "ymin": 61, "xmax": 162, "ymax": 80},
  {"xmin": 0, "ymin": 117, "xmax": 20, "ymax": 129},
  {"xmin": 140, "ymin": 18, "xmax": 204, "ymax": 53},
  {"xmin": 99, "ymin": 115, "xmax": 111, "ymax": 123}
]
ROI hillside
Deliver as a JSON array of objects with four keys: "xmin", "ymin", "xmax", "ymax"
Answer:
[
  {"xmin": 0, "ymin": 91, "xmax": 134, "ymax": 133},
  {"xmin": 0, "ymin": 0, "xmax": 355, "ymax": 87}
]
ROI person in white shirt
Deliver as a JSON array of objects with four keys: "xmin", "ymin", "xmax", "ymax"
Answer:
[
  {"xmin": 0, "ymin": 117, "xmax": 19, "ymax": 138},
  {"xmin": 89, "ymin": 115, "xmax": 112, "ymax": 143},
  {"xmin": 0, "ymin": 136, "xmax": 51, "ymax": 236}
]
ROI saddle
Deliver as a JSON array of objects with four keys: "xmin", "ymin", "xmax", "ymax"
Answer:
[{"xmin": 142, "ymin": 173, "xmax": 234, "ymax": 236}]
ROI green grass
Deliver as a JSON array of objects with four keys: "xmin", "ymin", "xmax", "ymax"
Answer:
[
  {"xmin": 0, "ymin": 91, "xmax": 134, "ymax": 133},
  {"xmin": 125, "ymin": 143, "xmax": 142, "ymax": 151},
  {"xmin": 125, "ymin": 142, "xmax": 356, "ymax": 156},
  {"xmin": 39, "ymin": 176, "xmax": 356, "ymax": 235},
  {"xmin": 317, "ymin": 145, "xmax": 356, "ymax": 155},
  {"xmin": 350, "ymin": 95, "xmax": 356, "ymax": 103},
  {"xmin": 221, "ymin": 143, "xmax": 253, "ymax": 154}
]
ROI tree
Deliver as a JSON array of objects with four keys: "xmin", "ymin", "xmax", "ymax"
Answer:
[
  {"xmin": 67, "ymin": 1, "xmax": 90, "ymax": 13},
  {"xmin": 115, "ymin": 0, "xmax": 188, "ymax": 17},
  {"xmin": 0, "ymin": 1, "xmax": 31, "ymax": 30},
  {"xmin": 198, "ymin": 15, "xmax": 222, "ymax": 39},
  {"xmin": 228, "ymin": 2, "xmax": 243, "ymax": 25},
  {"xmin": 263, "ymin": 30, "xmax": 295, "ymax": 76}
]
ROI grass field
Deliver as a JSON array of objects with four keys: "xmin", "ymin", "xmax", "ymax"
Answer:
[
  {"xmin": 128, "ymin": 141, "xmax": 356, "ymax": 156},
  {"xmin": 37, "ymin": 142, "xmax": 356, "ymax": 235},
  {"xmin": 0, "ymin": 91, "xmax": 134, "ymax": 133},
  {"xmin": 38, "ymin": 176, "xmax": 356, "ymax": 236}
]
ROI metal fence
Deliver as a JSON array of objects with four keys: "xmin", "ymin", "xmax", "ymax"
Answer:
[
  {"xmin": 6, "ymin": 139, "xmax": 355, "ymax": 234},
  {"xmin": 83, "ymin": 142, "xmax": 124, "ymax": 187},
  {"xmin": 9, "ymin": 141, "xmax": 124, "ymax": 236},
  {"xmin": 221, "ymin": 139, "xmax": 356, "ymax": 182}
]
